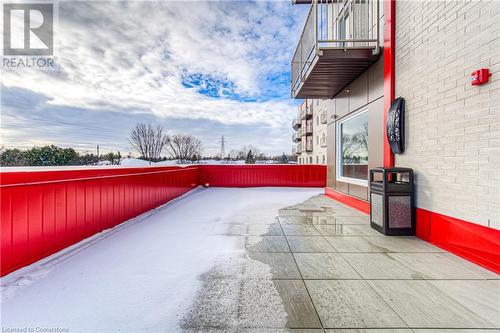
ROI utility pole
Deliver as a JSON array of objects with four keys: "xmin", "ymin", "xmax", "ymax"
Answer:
[{"xmin": 96, "ymin": 144, "xmax": 100, "ymax": 158}]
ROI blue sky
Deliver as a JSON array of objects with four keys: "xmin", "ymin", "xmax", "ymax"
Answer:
[{"xmin": 1, "ymin": 1, "xmax": 307, "ymax": 156}]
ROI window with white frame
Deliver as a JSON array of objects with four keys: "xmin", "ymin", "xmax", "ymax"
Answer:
[{"xmin": 336, "ymin": 110, "xmax": 368, "ymax": 185}]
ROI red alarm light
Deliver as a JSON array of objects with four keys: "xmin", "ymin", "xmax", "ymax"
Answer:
[{"xmin": 471, "ymin": 68, "xmax": 491, "ymax": 86}]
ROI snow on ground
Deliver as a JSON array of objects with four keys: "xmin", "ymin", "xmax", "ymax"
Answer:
[{"xmin": 0, "ymin": 187, "xmax": 322, "ymax": 332}]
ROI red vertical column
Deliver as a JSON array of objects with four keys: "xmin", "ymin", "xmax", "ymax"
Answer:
[{"xmin": 383, "ymin": 0, "xmax": 395, "ymax": 168}]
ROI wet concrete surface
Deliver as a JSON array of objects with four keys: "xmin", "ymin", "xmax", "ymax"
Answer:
[{"xmin": 180, "ymin": 194, "xmax": 500, "ymax": 332}]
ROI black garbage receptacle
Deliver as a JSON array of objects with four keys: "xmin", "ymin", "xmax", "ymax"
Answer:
[{"xmin": 369, "ymin": 167, "xmax": 415, "ymax": 235}]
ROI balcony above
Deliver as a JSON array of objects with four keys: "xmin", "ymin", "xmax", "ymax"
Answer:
[
  {"xmin": 291, "ymin": 0, "xmax": 381, "ymax": 99},
  {"xmin": 292, "ymin": 132, "xmax": 302, "ymax": 142},
  {"xmin": 292, "ymin": 117, "xmax": 301, "ymax": 129}
]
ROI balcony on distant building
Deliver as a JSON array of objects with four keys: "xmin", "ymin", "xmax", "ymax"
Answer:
[
  {"xmin": 291, "ymin": 0, "xmax": 381, "ymax": 99},
  {"xmin": 300, "ymin": 100, "xmax": 313, "ymax": 120},
  {"xmin": 304, "ymin": 120, "xmax": 313, "ymax": 135},
  {"xmin": 320, "ymin": 110, "xmax": 327, "ymax": 124},
  {"xmin": 295, "ymin": 142, "xmax": 302, "ymax": 154},
  {"xmin": 320, "ymin": 134, "xmax": 327, "ymax": 147},
  {"xmin": 306, "ymin": 136, "xmax": 313, "ymax": 151}
]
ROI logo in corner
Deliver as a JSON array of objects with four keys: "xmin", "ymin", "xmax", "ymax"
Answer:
[{"xmin": 3, "ymin": 3, "xmax": 53, "ymax": 56}]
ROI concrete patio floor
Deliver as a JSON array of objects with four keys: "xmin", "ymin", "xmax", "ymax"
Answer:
[
  {"xmin": 1, "ymin": 187, "xmax": 499, "ymax": 332},
  {"xmin": 181, "ymin": 192, "xmax": 500, "ymax": 332}
]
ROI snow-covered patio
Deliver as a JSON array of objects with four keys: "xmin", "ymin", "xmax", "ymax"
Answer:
[{"xmin": 1, "ymin": 187, "xmax": 499, "ymax": 332}]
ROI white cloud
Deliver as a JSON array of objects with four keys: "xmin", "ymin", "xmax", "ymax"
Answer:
[{"xmin": 1, "ymin": 1, "xmax": 307, "ymax": 155}]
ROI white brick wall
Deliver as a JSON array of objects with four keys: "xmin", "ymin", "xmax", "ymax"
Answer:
[{"xmin": 395, "ymin": 0, "xmax": 500, "ymax": 229}]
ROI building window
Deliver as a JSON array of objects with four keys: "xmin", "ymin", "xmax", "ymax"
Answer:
[
  {"xmin": 316, "ymin": 135, "xmax": 319, "ymax": 145},
  {"xmin": 316, "ymin": 115, "xmax": 319, "ymax": 126},
  {"xmin": 336, "ymin": 110, "xmax": 368, "ymax": 186},
  {"xmin": 322, "ymin": 155, "xmax": 325, "ymax": 164},
  {"xmin": 316, "ymin": 156, "xmax": 319, "ymax": 164},
  {"xmin": 309, "ymin": 156, "xmax": 312, "ymax": 164}
]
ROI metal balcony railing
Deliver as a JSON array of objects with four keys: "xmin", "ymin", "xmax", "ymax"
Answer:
[
  {"xmin": 305, "ymin": 121, "xmax": 313, "ymax": 134},
  {"xmin": 292, "ymin": 117, "xmax": 301, "ymax": 129},
  {"xmin": 300, "ymin": 100, "xmax": 313, "ymax": 120},
  {"xmin": 295, "ymin": 143, "xmax": 302, "ymax": 154},
  {"xmin": 292, "ymin": 132, "xmax": 302, "ymax": 142},
  {"xmin": 320, "ymin": 136, "xmax": 327, "ymax": 147},
  {"xmin": 306, "ymin": 139, "xmax": 313, "ymax": 151},
  {"xmin": 291, "ymin": 0, "xmax": 381, "ymax": 99},
  {"xmin": 306, "ymin": 101, "xmax": 313, "ymax": 118}
]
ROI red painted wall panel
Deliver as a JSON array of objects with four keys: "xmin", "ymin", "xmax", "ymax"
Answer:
[
  {"xmin": 324, "ymin": 187, "xmax": 370, "ymax": 215},
  {"xmin": 1, "ymin": 190, "xmax": 12, "ymax": 271},
  {"xmin": 415, "ymin": 208, "xmax": 500, "ymax": 274},
  {"xmin": 28, "ymin": 189, "xmax": 43, "ymax": 259},
  {"xmin": 199, "ymin": 165, "xmax": 326, "ymax": 188},
  {"xmin": 11, "ymin": 188, "xmax": 29, "ymax": 269},
  {"xmin": 383, "ymin": 0, "xmax": 395, "ymax": 168},
  {"xmin": 1, "ymin": 164, "xmax": 325, "ymax": 276}
]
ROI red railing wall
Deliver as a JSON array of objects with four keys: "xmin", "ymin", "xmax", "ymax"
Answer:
[
  {"xmin": 0, "ymin": 164, "xmax": 326, "ymax": 276},
  {"xmin": 415, "ymin": 208, "xmax": 500, "ymax": 274},
  {"xmin": 0, "ymin": 166, "xmax": 199, "ymax": 277},
  {"xmin": 200, "ymin": 164, "xmax": 326, "ymax": 187}
]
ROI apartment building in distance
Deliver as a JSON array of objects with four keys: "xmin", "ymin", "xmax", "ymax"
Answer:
[
  {"xmin": 292, "ymin": 99, "xmax": 328, "ymax": 164},
  {"xmin": 291, "ymin": 0, "xmax": 499, "ymax": 272}
]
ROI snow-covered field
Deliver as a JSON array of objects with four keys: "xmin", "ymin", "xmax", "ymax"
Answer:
[{"xmin": 0, "ymin": 187, "xmax": 322, "ymax": 332}]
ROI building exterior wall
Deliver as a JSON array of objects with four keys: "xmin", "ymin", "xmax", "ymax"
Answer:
[
  {"xmin": 312, "ymin": 99, "xmax": 328, "ymax": 164},
  {"xmin": 395, "ymin": 0, "xmax": 500, "ymax": 229},
  {"xmin": 326, "ymin": 56, "xmax": 385, "ymax": 201},
  {"xmin": 293, "ymin": 99, "xmax": 328, "ymax": 165}
]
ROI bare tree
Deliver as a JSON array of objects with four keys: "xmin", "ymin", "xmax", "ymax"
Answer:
[
  {"xmin": 129, "ymin": 122, "xmax": 168, "ymax": 164},
  {"xmin": 237, "ymin": 145, "xmax": 261, "ymax": 160},
  {"xmin": 164, "ymin": 134, "xmax": 202, "ymax": 164},
  {"xmin": 342, "ymin": 123, "xmax": 369, "ymax": 163}
]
